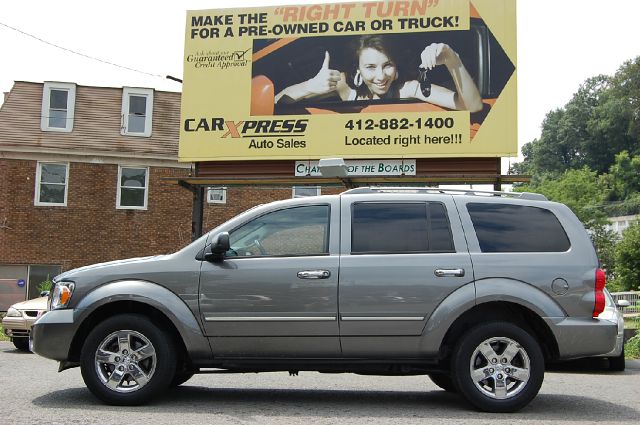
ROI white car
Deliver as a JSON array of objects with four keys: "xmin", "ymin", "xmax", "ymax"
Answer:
[
  {"xmin": 596, "ymin": 289, "xmax": 629, "ymax": 371},
  {"xmin": 2, "ymin": 296, "xmax": 48, "ymax": 351}
]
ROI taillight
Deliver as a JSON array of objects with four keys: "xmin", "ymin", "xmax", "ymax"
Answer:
[{"xmin": 593, "ymin": 268, "xmax": 606, "ymax": 317}]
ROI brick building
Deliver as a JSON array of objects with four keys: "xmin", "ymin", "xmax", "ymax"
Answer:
[
  {"xmin": 0, "ymin": 81, "xmax": 325, "ymax": 308},
  {"xmin": 0, "ymin": 81, "xmax": 187, "ymax": 307}
]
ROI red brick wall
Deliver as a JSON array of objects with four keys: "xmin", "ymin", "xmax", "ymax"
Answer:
[
  {"xmin": 0, "ymin": 158, "xmax": 345, "ymax": 272},
  {"xmin": 0, "ymin": 158, "xmax": 193, "ymax": 271}
]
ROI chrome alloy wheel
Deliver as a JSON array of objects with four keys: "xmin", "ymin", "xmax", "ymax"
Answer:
[
  {"xmin": 94, "ymin": 330, "xmax": 157, "ymax": 393},
  {"xmin": 469, "ymin": 336, "xmax": 531, "ymax": 400}
]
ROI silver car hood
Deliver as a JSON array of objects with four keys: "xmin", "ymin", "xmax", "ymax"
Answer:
[{"xmin": 55, "ymin": 256, "xmax": 164, "ymax": 281}]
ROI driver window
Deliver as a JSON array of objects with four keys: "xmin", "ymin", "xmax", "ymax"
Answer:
[{"xmin": 228, "ymin": 205, "xmax": 330, "ymax": 257}]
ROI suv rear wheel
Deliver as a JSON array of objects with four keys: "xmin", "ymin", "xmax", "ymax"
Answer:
[
  {"xmin": 80, "ymin": 314, "xmax": 177, "ymax": 405},
  {"xmin": 451, "ymin": 322, "xmax": 544, "ymax": 413}
]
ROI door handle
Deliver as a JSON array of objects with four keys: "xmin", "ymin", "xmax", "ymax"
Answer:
[
  {"xmin": 297, "ymin": 270, "xmax": 331, "ymax": 279},
  {"xmin": 434, "ymin": 268, "xmax": 465, "ymax": 277}
]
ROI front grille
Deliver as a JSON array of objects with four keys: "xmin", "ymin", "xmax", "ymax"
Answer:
[{"xmin": 24, "ymin": 310, "xmax": 40, "ymax": 318}]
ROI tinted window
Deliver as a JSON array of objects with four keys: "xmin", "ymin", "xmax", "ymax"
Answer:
[
  {"xmin": 229, "ymin": 205, "xmax": 330, "ymax": 257},
  {"xmin": 429, "ymin": 202, "xmax": 455, "ymax": 252},
  {"xmin": 467, "ymin": 203, "xmax": 570, "ymax": 252},
  {"xmin": 351, "ymin": 202, "xmax": 453, "ymax": 254}
]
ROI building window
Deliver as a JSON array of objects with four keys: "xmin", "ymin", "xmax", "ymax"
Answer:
[
  {"xmin": 35, "ymin": 162, "xmax": 69, "ymax": 206},
  {"xmin": 207, "ymin": 187, "xmax": 227, "ymax": 204},
  {"xmin": 121, "ymin": 87, "xmax": 153, "ymax": 137},
  {"xmin": 292, "ymin": 186, "xmax": 321, "ymax": 198},
  {"xmin": 117, "ymin": 166, "xmax": 149, "ymax": 210},
  {"xmin": 41, "ymin": 82, "xmax": 76, "ymax": 132},
  {"xmin": 28, "ymin": 265, "xmax": 61, "ymax": 299}
]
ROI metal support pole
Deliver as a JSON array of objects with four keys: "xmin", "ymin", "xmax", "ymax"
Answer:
[{"xmin": 192, "ymin": 186, "xmax": 204, "ymax": 241}]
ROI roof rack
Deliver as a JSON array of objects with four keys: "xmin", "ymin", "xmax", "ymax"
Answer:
[{"xmin": 343, "ymin": 186, "xmax": 548, "ymax": 201}]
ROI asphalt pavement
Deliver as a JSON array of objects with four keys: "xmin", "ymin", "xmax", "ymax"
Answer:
[{"xmin": 1, "ymin": 341, "xmax": 639, "ymax": 425}]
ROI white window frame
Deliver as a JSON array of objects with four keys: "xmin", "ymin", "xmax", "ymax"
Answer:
[
  {"xmin": 292, "ymin": 186, "xmax": 321, "ymax": 198},
  {"xmin": 116, "ymin": 166, "xmax": 149, "ymax": 210},
  {"xmin": 34, "ymin": 162, "xmax": 69, "ymax": 206},
  {"xmin": 41, "ymin": 82, "xmax": 76, "ymax": 132},
  {"xmin": 121, "ymin": 87, "xmax": 153, "ymax": 137},
  {"xmin": 207, "ymin": 187, "xmax": 227, "ymax": 204}
]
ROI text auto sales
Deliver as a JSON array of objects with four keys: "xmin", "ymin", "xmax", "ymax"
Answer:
[{"xmin": 184, "ymin": 118, "xmax": 308, "ymax": 149}]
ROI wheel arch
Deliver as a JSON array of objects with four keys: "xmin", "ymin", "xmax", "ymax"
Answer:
[
  {"xmin": 68, "ymin": 280, "xmax": 211, "ymax": 366},
  {"xmin": 439, "ymin": 301, "xmax": 560, "ymax": 364}
]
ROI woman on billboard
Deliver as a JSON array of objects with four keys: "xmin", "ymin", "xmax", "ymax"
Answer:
[{"xmin": 275, "ymin": 35, "xmax": 482, "ymax": 112}]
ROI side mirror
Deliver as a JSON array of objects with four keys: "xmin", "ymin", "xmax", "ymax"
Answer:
[
  {"xmin": 40, "ymin": 291, "xmax": 50, "ymax": 297},
  {"xmin": 617, "ymin": 299, "xmax": 631, "ymax": 308},
  {"xmin": 205, "ymin": 232, "xmax": 230, "ymax": 262}
]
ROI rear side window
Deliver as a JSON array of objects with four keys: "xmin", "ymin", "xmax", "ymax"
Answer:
[
  {"xmin": 351, "ymin": 202, "xmax": 454, "ymax": 254},
  {"xmin": 467, "ymin": 203, "xmax": 570, "ymax": 252}
]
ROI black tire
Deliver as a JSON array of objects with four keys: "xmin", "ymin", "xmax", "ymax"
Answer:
[
  {"xmin": 608, "ymin": 347, "xmax": 625, "ymax": 372},
  {"xmin": 170, "ymin": 371, "xmax": 195, "ymax": 387},
  {"xmin": 12, "ymin": 337, "xmax": 30, "ymax": 352},
  {"xmin": 80, "ymin": 314, "xmax": 177, "ymax": 405},
  {"xmin": 428, "ymin": 373, "xmax": 457, "ymax": 393},
  {"xmin": 451, "ymin": 322, "xmax": 544, "ymax": 413}
]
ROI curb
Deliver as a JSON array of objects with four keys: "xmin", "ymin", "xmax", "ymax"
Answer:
[{"xmin": 626, "ymin": 359, "xmax": 640, "ymax": 370}]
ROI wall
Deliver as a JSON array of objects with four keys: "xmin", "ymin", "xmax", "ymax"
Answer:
[{"xmin": 0, "ymin": 158, "xmax": 192, "ymax": 271}]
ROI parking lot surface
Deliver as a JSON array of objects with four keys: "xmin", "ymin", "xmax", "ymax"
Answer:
[{"xmin": 1, "ymin": 341, "xmax": 639, "ymax": 425}]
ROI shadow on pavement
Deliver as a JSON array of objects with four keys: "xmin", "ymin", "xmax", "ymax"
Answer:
[{"xmin": 31, "ymin": 385, "xmax": 640, "ymax": 421}]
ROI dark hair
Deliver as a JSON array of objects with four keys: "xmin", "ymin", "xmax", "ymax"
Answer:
[{"xmin": 347, "ymin": 35, "xmax": 405, "ymax": 100}]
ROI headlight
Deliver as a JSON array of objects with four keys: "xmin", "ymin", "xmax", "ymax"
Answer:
[
  {"xmin": 6, "ymin": 307, "xmax": 21, "ymax": 317},
  {"xmin": 51, "ymin": 281, "xmax": 75, "ymax": 309}
]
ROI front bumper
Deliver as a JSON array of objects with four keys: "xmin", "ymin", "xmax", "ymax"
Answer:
[
  {"xmin": 2, "ymin": 316, "xmax": 31, "ymax": 338},
  {"xmin": 30, "ymin": 309, "xmax": 77, "ymax": 361},
  {"xmin": 546, "ymin": 317, "xmax": 618, "ymax": 360}
]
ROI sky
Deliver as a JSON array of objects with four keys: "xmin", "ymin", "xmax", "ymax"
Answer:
[{"xmin": 1, "ymin": 0, "xmax": 639, "ymax": 165}]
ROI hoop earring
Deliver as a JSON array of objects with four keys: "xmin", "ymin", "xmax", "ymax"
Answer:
[{"xmin": 353, "ymin": 71, "xmax": 363, "ymax": 87}]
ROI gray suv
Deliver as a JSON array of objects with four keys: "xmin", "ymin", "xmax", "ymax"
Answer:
[{"xmin": 31, "ymin": 187, "xmax": 617, "ymax": 412}]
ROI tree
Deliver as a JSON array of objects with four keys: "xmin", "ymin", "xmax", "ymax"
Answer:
[
  {"xmin": 516, "ymin": 167, "xmax": 608, "ymax": 228},
  {"xmin": 602, "ymin": 151, "xmax": 640, "ymax": 201},
  {"xmin": 612, "ymin": 222, "xmax": 640, "ymax": 291},
  {"xmin": 512, "ymin": 56, "xmax": 640, "ymax": 177},
  {"xmin": 589, "ymin": 224, "xmax": 618, "ymax": 277}
]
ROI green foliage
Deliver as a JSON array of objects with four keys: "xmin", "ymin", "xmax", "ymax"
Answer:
[
  {"xmin": 590, "ymin": 224, "xmax": 619, "ymax": 274},
  {"xmin": 37, "ymin": 275, "xmax": 53, "ymax": 295},
  {"xmin": 601, "ymin": 151, "xmax": 640, "ymax": 202},
  {"xmin": 613, "ymin": 223, "xmax": 640, "ymax": 291},
  {"xmin": 516, "ymin": 167, "xmax": 608, "ymax": 228},
  {"xmin": 513, "ymin": 57, "xmax": 640, "ymax": 177},
  {"xmin": 0, "ymin": 321, "xmax": 8, "ymax": 342},
  {"xmin": 626, "ymin": 333, "xmax": 640, "ymax": 359}
]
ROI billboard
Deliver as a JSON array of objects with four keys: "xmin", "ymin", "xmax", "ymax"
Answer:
[{"xmin": 180, "ymin": 0, "xmax": 516, "ymax": 162}]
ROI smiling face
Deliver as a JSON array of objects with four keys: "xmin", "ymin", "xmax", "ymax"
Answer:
[{"xmin": 358, "ymin": 47, "xmax": 398, "ymax": 98}]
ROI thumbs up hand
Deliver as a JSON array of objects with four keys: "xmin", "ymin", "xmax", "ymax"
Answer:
[{"xmin": 304, "ymin": 51, "xmax": 342, "ymax": 95}]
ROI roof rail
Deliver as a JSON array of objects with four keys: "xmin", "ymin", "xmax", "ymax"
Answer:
[{"xmin": 343, "ymin": 186, "xmax": 548, "ymax": 201}]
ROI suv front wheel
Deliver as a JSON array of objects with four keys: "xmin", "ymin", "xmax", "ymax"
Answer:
[
  {"xmin": 451, "ymin": 322, "xmax": 544, "ymax": 413},
  {"xmin": 80, "ymin": 314, "xmax": 177, "ymax": 405}
]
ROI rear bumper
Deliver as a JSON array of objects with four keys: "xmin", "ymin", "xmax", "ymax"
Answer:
[
  {"xmin": 546, "ymin": 317, "xmax": 618, "ymax": 360},
  {"xmin": 30, "ymin": 309, "xmax": 77, "ymax": 361},
  {"xmin": 594, "ymin": 325, "xmax": 624, "ymax": 358}
]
